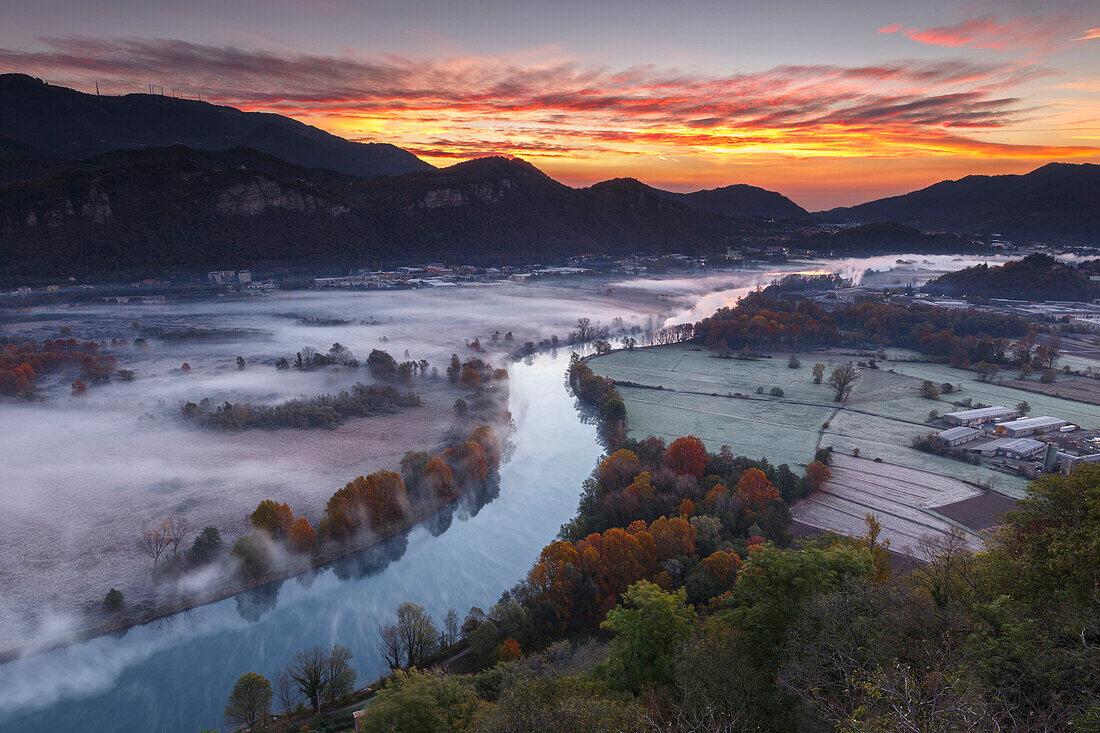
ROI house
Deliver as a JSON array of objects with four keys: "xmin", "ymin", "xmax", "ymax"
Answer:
[{"xmin": 971, "ymin": 437, "xmax": 1045, "ymax": 460}]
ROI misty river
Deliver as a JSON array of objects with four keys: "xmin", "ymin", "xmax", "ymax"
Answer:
[{"xmin": 0, "ymin": 254, "xmax": 1021, "ymax": 731}]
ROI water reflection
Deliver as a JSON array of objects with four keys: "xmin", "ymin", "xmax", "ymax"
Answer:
[{"xmin": 0, "ymin": 351, "xmax": 604, "ymax": 733}]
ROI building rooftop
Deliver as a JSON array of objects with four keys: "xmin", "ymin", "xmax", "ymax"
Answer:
[
  {"xmin": 945, "ymin": 406, "xmax": 1015, "ymax": 420},
  {"xmin": 938, "ymin": 426, "xmax": 980, "ymax": 442},
  {"xmin": 997, "ymin": 416, "xmax": 1066, "ymax": 431},
  {"xmin": 976, "ymin": 437, "xmax": 1045, "ymax": 455}
]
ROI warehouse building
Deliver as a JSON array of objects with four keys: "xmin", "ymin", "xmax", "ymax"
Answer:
[
  {"xmin": 944, "ymin": 406, "xmax": 1017, "ymax": 427},
  {"xmin": 971, "ymin": 437, "xmax": 1046, "ymax": 460},
  {"xmin": 936, "ymin": 426, "xmax": 980, "ymax": 447},
  {"xmin": 995, "ymin": 416, "xmax": 1068, "ymax": 438}
]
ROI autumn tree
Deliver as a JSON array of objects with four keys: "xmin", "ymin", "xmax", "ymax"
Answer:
[
  {"xmin": 289, "ymin": 517, "xmax": 316, "ymax": 553},
  {"xmin": 812, "ymin": 363, "xmax": 825, "ymax": 384},
  {"xmin": 598, "ymin": 449, "xmax": 643, "ymax": 492},
  {"xmin": 251, "ymin": 499, "xmax": 293, "ymax": 538},
  {"xmin": 420, "ymin": 456, "xmax": 455, "ymax": 498},
  {"xmin": 468, "ymin": 425, "xmax": 502, "ymax": 468},
  {"xmin": 804, "ymin": 461, "xmax": 832, "ymax": 491},
  {"xmin": 664, "ymin": 436, "xmax": 708, "ymax": 479},
  {"xmin": 701, "ymin": 549, "xmax": 742, "ymax": 586},
  {"xmin": 526, "ymin": 540, "xmax": 583, "ymax": 633},
  {"xmin": 649, "ymin": 515, "xmax": 697, "ymax": 560},
  {"xmin": 734, "ymin": 468, "xmax": 780, "ymax": 513},
  {"xmin": 827, "ymin": 363, "xmax": 859, "ymax": 403},
  {"xmin": 443, "ymin": 440, "xmax": 488, "ymax": 484},
  {"xmin": 71, "ymin": 379, "xmax": 87, "ymax": 397},
  {"xmin": 678, "ymin": 498, "xmax": 695, "ymax": 517},
  {"xmin": 224, "ymin": 672, "xmax": 272, "ymax": 728},
  {"xmin": 496, "ymin": 638, "xmax": 522, "ymax": 662}
]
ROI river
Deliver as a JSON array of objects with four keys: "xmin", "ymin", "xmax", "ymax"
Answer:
[{"xmin": 0, "ymin": 254, "xmax": 1019, "ymax": 731}]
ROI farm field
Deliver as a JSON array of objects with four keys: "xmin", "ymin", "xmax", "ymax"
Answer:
[
  {"xmin": 587, "ymin": 344, "xmax": 1100, "ymax": 495},
  {"xmin": 790, "ymin": 454, "xmax": 991, "ymax": 556}
]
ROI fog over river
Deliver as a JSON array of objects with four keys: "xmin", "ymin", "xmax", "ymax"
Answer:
[{"xmin": 0, "ymin": 254, "xmax": 1013, "ymax": 731}]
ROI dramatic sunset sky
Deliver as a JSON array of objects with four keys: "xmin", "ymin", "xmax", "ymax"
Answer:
[{"xmin": 2, "ymin": 0, "xmax": 1098, "ymax": 208}]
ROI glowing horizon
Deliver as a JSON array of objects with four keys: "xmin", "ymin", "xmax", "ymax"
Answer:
[{"xmin": 1, "ymin": 2, "xmax": 1098, "ymax": 209}]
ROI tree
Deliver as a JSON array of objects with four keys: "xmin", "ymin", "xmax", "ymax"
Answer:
[
  {"xmin": 290, "ymin": 645, "xmax": 329, "ymax": 714},
  {"xmin": 182, "ymin": 528, "xmax": 221, "ymax": 569},
  {"xmin": 251, "ymin": 499, "xmax": 293, "ymax": 538},
  {"xmin": 71, "ymin": 379, "xmax": 87, "ymax": 397},
  {"xmin": 788, "ymin": 354, "xmax": 801, "ymax": 369},
  {"xmin": 826, "ymin": 363, "xmax": 859, "ymax": 403},
  {"xmin": 601, "ymin": 581, "xmax": 694, "ymax": 691},
  {"xmin": 224, "ymin": 672, "xmax": 272, "ymax": 728},
  {"xmin": 103, "ymin": 588, "xmax": 124, "ymax": 611},
  {"xmin": 137, "ymin": 519, "xmax": 172, "ymax": 570},
  {"xmin": 397, "ymin": 602, "xmax": 438, "ymax": 667},
  {"xmin": 236, "ymin": 355, "xmax": 246, "ymax": 370},
  {"xmin": 274, "ymin": 668, "xmax": 298, "ymax": 716},
  {"xmin": 1015, "ymin": 400, "xmax": 1031, "ymax": 416},
  {"xmin": 447, "ymin": 354, "xmax": 461, "ymax": 383},
  {"xmin": 920, "ymin": 380, "xmax": 940, "ymax": 399},
  {"xmin": 804, "ymin": 461, "xmax": 832, "ymax": 491},
  {"xmin": 166, "ymin": 515, "xmax": 193, "ymax": 557},
  {"xmin": 443, "ymin": 609, "xmax": 460, "ymax": 648},
  {"xmin": 734, "ymin": 468, "xmax": 780, "ymax": 513},
  {"xmin": 496, "ymin": 638, "xmax": 523, "ymax": 662},
  {"xmin": 664, "ymin": 436, "xmax": 708, "ymax": 479},
  {"xmin": 452, "ymin": 398, "xmax": 468, "ymax": 418},
  {"xmin": 231, "ymin": 535, "xmax": 272, "ymax": 579},
  {"xmin": 289, "ymin": 517, "xmax": 316, "ymax": 552},
  {"xmin": 324, "ymin": 644, "xmax": 357, "ymax": 704},
  {"xmin": 811, "ymin": 363, "xmax": 825, "ymax": 384}
]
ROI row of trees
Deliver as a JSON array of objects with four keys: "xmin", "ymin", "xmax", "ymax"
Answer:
[
  {"xmin": 567, "ymin": 355, "xmax": 627, "ymax": 443},
  {"xmin": 181, "ymin": 383, "xmax": 420, "ymax": 430}
]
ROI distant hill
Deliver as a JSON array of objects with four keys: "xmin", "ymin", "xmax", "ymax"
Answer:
[
  {"xmin": 655, "ymin": 183, "xmax": 808, "ymax": 219},
  {"xmin": 819, "ymin": 163, "xmax": 1100, "ymax": 242},
  {"xmin": 0, "ymin": 151, "xmax": 770, "ymax": 279},
  {"xmin": 0, "ymin": 74, "xmax": 432, "ymax": 178},
  {"xmin": 789, "ymin": 222, "xmax": 977, "ymax": 254},
  {"xmin": 923, "ymin": 253, "xmax": 1100, "ymax": 301}
]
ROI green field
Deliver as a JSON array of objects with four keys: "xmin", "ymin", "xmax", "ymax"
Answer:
[{"xmin": 585, "ymin": 344, "xmax": 1100, "ymax": 497}]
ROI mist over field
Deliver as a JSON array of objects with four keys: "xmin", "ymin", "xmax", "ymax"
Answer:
[{"xmin": 0, "ymin": 281, "xmax": 667, "ymax": 650}]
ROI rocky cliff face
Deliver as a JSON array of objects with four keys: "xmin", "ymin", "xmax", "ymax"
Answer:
[
  {"xmin": 4, "ymin": 180, "xmax": 112, "ymax": 230},
  {"xmin": 214, "ymin": 176, "xmax": 350, "ymax": 216},
  {"xmin": 415, "ymin": 178, "xmax": 514, "ymax": 209}
]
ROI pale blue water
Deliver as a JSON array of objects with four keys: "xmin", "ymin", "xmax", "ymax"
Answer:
[{"xmin": 0, "ymin": 352, "xmax": 602, "ymax": 732}]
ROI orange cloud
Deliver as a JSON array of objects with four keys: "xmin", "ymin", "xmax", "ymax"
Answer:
[
  {"xmin": 1, "ymin": 36, "xmax": 1096, "ymax": 206},
  {"xmin": 899, "ymin": 13, "xmax": 1093, "ymax": 53},
  {"xmin": 878, "ymin": 24, "xmax": 904, "ymax": 34}
]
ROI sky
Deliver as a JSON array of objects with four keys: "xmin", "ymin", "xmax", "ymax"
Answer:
[{"xmin": 1, "ymin": 0, "xmax": 1099, "ymax": 208}]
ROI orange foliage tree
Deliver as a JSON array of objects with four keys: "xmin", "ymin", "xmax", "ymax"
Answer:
[
  {"xmin": 323, "ymin": 470, "xmax": 408, "ymax": 538},
  {"xmin": 678, "ymin": 498, "xmax": 695, "ymax": 517},
  {"xmin": 804, "ymin": 460, "xmax": 832, "ymax": 490},
  {"xmin": 598, "ymin": 449, "xmax": 642, "ymax": 492},
  {"xmin": 701, "ymin": 484, "xmax": 730, "ymax": 512},
  {"xmin": 579, "ymin": 527, "xmax": 656, "ymax": 615},
  {"xmin": 443, "ymin": 440, "xmax": 488, "ymax": 483},
  {"xmin": 288, "ymin": 517, "xmax": 316, "ymax": 553},
  {"xmin": 496, "ymin": 638, "xmax": 522, "ymax": 662},
  {"xmin": 701, "ymin": 549, "xmax": 742, "ymax": 586},
  {"xmin": 420, "ymin": 456, "xmax": 455, "ymax": 498},
  {"xmin": 734, "ymin": 468, "xmax": 780, "ymax": 513},
  {"xmin": 649, "ymin": 515, "xmax": 697, "ymax": 560},
  {"xmin": 526, "ymin": 540, "xmax": 583, "ymax": 632},
  {"xmin": 467, "ymin": 425, "xmax": 501, "ymax": 469},
  {"xmin": 251, "ymin": 500, "xmax": 294, "ymax": 537},
  {"xmin": 664, "ymin": 436, "xmax": 708, "ymax": 479}
]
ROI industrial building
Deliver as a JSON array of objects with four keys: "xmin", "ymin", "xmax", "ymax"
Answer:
[
  {"xmin": 936, "ymin": 426, "xmax": 980, "ymax": 447},
  {"xmin": 943, "ymin": 406, "xmax": 1017, "ymax": 427},
  {"xmin": 971, "ymin": 437, "xmax": 1046, "ymax": 460},
  {"xmin": 994, "ymin": 416, "xmax": 1068, "ymax": 437}
]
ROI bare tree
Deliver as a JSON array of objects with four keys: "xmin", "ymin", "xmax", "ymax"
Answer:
[
  {"xmin": 137, "ymin": 520, "xmax": 173, "ymax": 570},
  {"xmin": 166, "ymin": 516, "xmax": 193, "ymax": 558},
  {"xmin": 289, "ymin": 645, "xmax": 328, "ymax": 714},
  {"xmin": 443, "ymin": 608, "xmax": 460, "ymax": 648},
  {"xmin": 379, "ymin": 623, "xmax": 403, "ymax": 669},
  {"xmin": 274, "ymin": 668, "xmax": 298, "ymax": 716},
  {"xmin": 827, "ymin": 363, "xmax": 860, "ymax": 403}
]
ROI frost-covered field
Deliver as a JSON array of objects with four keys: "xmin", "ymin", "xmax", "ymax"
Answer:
[
  {"xmin": 589, "ymin": 344, "xmax": 1100, "ymax": 496},
  {"xmin": 791, "ymin": 454, "xmax": 987, "ymax": 556}
]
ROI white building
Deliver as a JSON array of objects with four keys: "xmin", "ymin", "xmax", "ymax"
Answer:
[
  {"xmin": 995, "ymin": 416, "xmax": 1068, "ymax": 438},
  {"xmin": 972, "ymin": 437, "xmax": 1045, "ymax": 460},
  {"xmin": 936, "ymin": 426, "xmax": 980, "ymax": 447},
  {"xmin": 944, "ymin": 406, "xmax": 1017, "ymax": 427}
]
